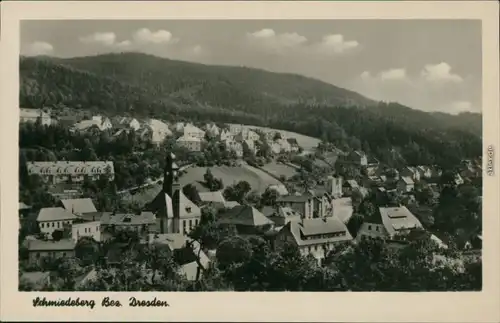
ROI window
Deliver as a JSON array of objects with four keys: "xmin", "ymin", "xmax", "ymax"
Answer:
[
  {"xmin": 183, "ymin": 220, "xmax": 187, "ymax": 228},
  {"xmin": 40, "ymin": 223, "xmax": 44, "ymax": 228},
  {"xmin": 189, "ymin": 220, "xmax": 192, "ymax": 228},
  {"xmin": 62, "ymin": 252, "xmax": 66, "ymax": 257},
  {"xmin": 376, "ymin": 226, "xmax": 379, "ymax": 232},
  {"xmin": 186, "ymin": 207, "xmax": 192, "ymax": 213},
  {"xmin": 97, "ymin": 226, "xmax": 99, "ymax": 232},
  {"xmin": 368, "ymin": 225, "xmax": 372, "ymax": 231},
  {"xmin": 57, "ymin": 222, "xmax": 60, "ymax": 228},
  {"xmin": 36, "ymin": 252, "xmax": 40, "ymax": 259},
  {"xmin": 52, "ymin": 222, "xmax": 55, "ymax": 227}
]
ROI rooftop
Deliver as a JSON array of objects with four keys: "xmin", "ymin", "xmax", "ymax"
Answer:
[
  {"xmin": 37, "ymin": 207, "xmax": 78, "ymax": 222},
  {"xmin": 27, "ymin": 239, "xmax": 76, "ymax": 251},
  {"xmin": 218, "ymin": 205, "xmax": 274, "ymax": 227},
  {"xmin": 286, "ymin": 217, "xmax": 352, "ymax": 246},
  {"xmin": 100, "ymin": 212, "xmax": 156, "ymax": 226},
  {"xmin": 60, "ymin": 198, "xmax": 97, "ymax": 214},
  {"xmin": 379, "ymin": 206, "xmax": 423, "ymax": 235}
]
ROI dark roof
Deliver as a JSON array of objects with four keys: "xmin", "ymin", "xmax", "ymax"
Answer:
[
  {"xmin": 218, "ymin": 205, "xmax": 274, "ymax": 227},
  {"xmin": 60, "ymin": 198, "xmax": 97, "ymax": 214},
  {"xmin": 277, "ymin": 194, "xmax": 312, "ymax": 203},
  {"xmin": 100, "ymin": 212, "xmax": 156, "ymax": 226},
  {"xmin": 27, "ymin": 239, "xmax": 76, "ymax": 251}
]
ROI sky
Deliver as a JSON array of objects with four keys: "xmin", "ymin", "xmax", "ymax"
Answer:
[{"xmin": 21, "ymin": 20, "xmax": 482, "ymax": 114}]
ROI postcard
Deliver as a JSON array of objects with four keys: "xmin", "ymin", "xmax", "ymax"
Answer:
[{"xmin": 1, "ymin": 1, "xmax": 499, "ymax": 322}]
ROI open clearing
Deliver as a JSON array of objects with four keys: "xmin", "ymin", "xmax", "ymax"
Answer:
[
  {"xmin": 261, "ymin": 162, "xmax": 298, "ymax": 179},
  {"xmin": 123, "ymin": 164, "xmax": 282, "ymax": 206}
]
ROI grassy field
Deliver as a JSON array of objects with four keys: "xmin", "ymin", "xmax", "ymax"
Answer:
[
  {"xmin": 261, "ymin": 162, "xmax": 298, "ymax": 179},
  {"xmin": 123, "ymin": 164, "xmax": 282, "ymax": 206}
]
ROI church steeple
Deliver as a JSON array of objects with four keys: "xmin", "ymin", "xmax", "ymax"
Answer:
[{"xmin": 163, "ymin": 152, "xmax": 179, "ymax": 196}]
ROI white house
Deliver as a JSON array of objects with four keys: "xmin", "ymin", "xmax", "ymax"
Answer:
[
  {"xmin": 177, "ymin": 135, "xmax": 202, "ymax": 152},
  {"xmin": 397, "ymin": 176, "xmax": 415, "ymax": 193},
  {"xmin": 183, "ymin": 124, "xmax": 205, "ymax": 139},
  {"xmin": 20, "ymin": 108, "xmax": 52, "ymax": 126},
  {"xmin": 37, "ymin": 207, "xmax": 78, "ymax": 235},
  {"xmin": 26, "ymin": 161, "xmax": 115, "ymax": 184},
  {"xmin": 71, "ymin": 221, "xmax": 101, "ymax": 243},
  {"xmin": 142, "ymin": 119, "xmax": 173, "ymax": 145},
  {"xmin": 224, "ymin": 139, "xmax": 243, "ymax": 157}
]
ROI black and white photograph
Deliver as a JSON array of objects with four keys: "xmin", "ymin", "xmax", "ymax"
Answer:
[{"xmin": 1, "ymin": 1, "xmax": 499, "ymax": 322}]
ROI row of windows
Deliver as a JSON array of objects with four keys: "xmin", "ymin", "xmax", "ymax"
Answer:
[
  {"xmin": 35, "ymin": 251, "xmax": 68, "ymax": 258},
  {"xmin": 182, "ymin": 218, "xmax": 199, "ymax": 234},
  {"xmin": 77, "ymin": 226, "xmax": 99, "ymax": 235},
  {"xmin": 40, "ymin": 220, "xmax": 72, "ymax": 229},
  {"xmin": 367, "ymin": 225, "xmax": 380, "ymax": 232}
]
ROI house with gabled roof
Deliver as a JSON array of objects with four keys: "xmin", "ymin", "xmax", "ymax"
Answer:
[
  {"xmin": 400, "ymin": 166, "xmax": 420, "ymax": 182},
  {"xmin": 217, "ymin": 205, "xmax": 275, "ymax": 235},
  {"xmin": 26, "ymin": 239, "xmax": 76, "ymax": 265},
  {"xmin": 183, "ymin": 123, "xmax": 205, "ymax": 140},
  {"xmin": 100, "ymin": 212, "xmax": 156, "ymax": 240},
  {"xmin": 275, "ymin": 217, "xmax": 352, "ymax": 265},
  {"xmin": 266, "ymin": 206, "xmax": 302, "ymax": 228},
  {"xmin": 357, "ymin": 206, "xmax": 424, "ymax": 242},
  {"xmin": 20, "ymin": 108, "xmax": 52, "ymax": 126},
  {"xmin": 59, "ymin": 198, "xmax": 97, "ymax": 215},
  {"xmin": 37, "ymin": 207, "xmax": 78, "ymax": 235},
  {"xmin": 397, "ymin": 176, "xmax": 415, "ymax": 193},
  {"xmin": 276, "ymin": 193, "xmax": 315, "ymax": 219},
  {"xmin": 177, "ymin": 135, "xmax": 202, "ymax": 152},
  {"xmin": 348, "ymin": 150, "xmax": 368, "ymax": 166}
]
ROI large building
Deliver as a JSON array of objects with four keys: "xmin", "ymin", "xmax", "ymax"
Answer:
[
  {"xmin": 217, "ymin": 205, "xmax": 275, "ymax": 235},
  {"xmin": 147, "ymin": 153, "xmax": 202, "ymax": 235},
  {"xmin": 26, "ymin": 161, "xmax": 115, "ymax": 184},
  {"xmin": 26, "ymin": 239, "xmax": 76, "ymax": 266},
  {"xmin": 37, "ymin": 207, "xmax": 78, "ymax": 235},
  {"xmin": 275, "ymin": 217, "xmax": 353, "ymax": 265},
  {"xmin": 19, "ymin": 108, "xmax": 52, "ymax": 126}
]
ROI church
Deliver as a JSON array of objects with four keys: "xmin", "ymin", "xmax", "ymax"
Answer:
[{"xmin": 146, "ymin": 153, "xmax": 202, "ymax": 235}]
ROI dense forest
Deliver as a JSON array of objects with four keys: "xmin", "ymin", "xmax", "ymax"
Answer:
[{"xmin": 20, "ymin": 53, "xmax": 482, "ymax": 168}]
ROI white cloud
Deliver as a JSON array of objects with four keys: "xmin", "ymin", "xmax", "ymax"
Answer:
[
  {"xmin": 79, "ymin": 32, "xmax": 116, "ymax": 46},
  {"xmin": 23, "ymin": 41, "xmax": 54, "ymax": 56},
  {"xmin": 421, "ymin": 62, "xmax": 463, "ymax": 83},
  {"xmin": 115, "ymin": 40, "xmax": 132, "ymax": 48},
  {"xmin": 354, "ymin": 63, "xmax": 477, "ymax": 114},
  {"xmin": 246, "ymin": 29, "xmax": 307, "ymax": 53},
  {"xmin": 132, "ymin": 28, "xmax": 178, "ymax": 44},
  {"xmin": 249, "ymin": 29, "xmax": 276, "ymax": 39},
  {"xmin": 360, "ymin": 68, "xmax": 407, "ymax": 81},
  {"xmin": 316, "ymin": 34, "xmax": 359, "ymax": 54},
  {"xmin": 379, "ymin": 68, "xmax": 407, "ymax": 81},
  {"xmin": 448, "ymin": 101, "xmax": 476, "ymax": 114}
]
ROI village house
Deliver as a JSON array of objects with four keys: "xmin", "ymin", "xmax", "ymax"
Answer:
[
  {"xmin": 37, "ymin": 207, "xmax": 78, "ymax": 236},
  {"xmin": 71, "ymin": 221, "xmax": 101, "ymax": 243},
  {"xmin": 286, "ymin": 138, "xmax": 301, "ymax": 152},
  {"xmin": 270, "ymin": 142, "xmax": 282, "ymax": 154},
  {"xmin": 204, "ymin": 123, "xmax": 221, "ymax": 137},
  {"xmin": 147, "ymin": 153, "xmax": 202, "ymax": 235},
  {"xmin": 141, "ymin": 119, "xmax": 173, "ymax": 145},
  {"xmin": 357, "ymin": 206, "xmax": 424, "ymax": 241},
  {"xmin": 242, "ymin": 139, "xmax": 257, "ymax": 155},
  {"xmin": 400, "ymin": 166, "xmax": 420, "ymax": 182},
  {"xmin": 112, "ymin": 116, "xmax": 141, "ymax": 131},
  {"xmin": 219, "ymin": 129, "xmax": 234, "ymax": 142},
  {"xmin": 183, "ymin": 124, "xmax": 205, "ymax": 139},
  {"xmin": 26, "ymin": 161, "xmax": 115, "ymax": 184},
  {"xmin": 416, "ymin": 166, "xmax": 433, "ymax": 179},
  {"xmin": 348, "ymin": 150, "xmax": 368, "ymax": 166},
  {"xmin": 147, "ymin": 233, "xmax": 211, "ymax": 281},
  {"xmin": 265, "ymin": 206, "xmax": 302, "ymax": 228},
  {"xmin": 176, "ymin": 135, "xmax": 202, "ymax": 152},
  {"xmin": 397, "ymin": 176, "xmax": 415, "ymax": 193},
  {"xmin": 59, "ymin": 198, "xmax": 97, "ymax": 216},
  {"xmin": 19, "ymin": 108, "xmax": 52, "ymax": 126},
  {"xmin": 198, "ymin": 190, "xmax": 239, "ymax": 210},
  {"xmin": 26, "ymin": 239, "xmax": 76, "ymax": 266},
  {"xmin": 327, "ymin": 176, "xmax": 343, "ymax": 199},
  {"xmin": 224, "ymin": 139, "xmax": 244, "ymax": 157},
  {"xmin": 275, "ymin": 217, "xmax": 353, "ymax": 265},
  {"xmin": 217, "ymin": 205, "xmax": 275, "ymax": 235},
  {"xmin": 72, "ymin": 116, "xmax": 113, "ymax": 132},
  {"xmin": 99, "ymin": 212, "xmax": 156, "ymax": 241},
  {"xmin": 276, "ymin": 193, "xmax": 315, "ymax": 219}
]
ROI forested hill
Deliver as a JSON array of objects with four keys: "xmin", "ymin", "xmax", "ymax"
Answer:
[{"xmin": 20, "ymin": 53, "xmax": 482, "ymax": 168}]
